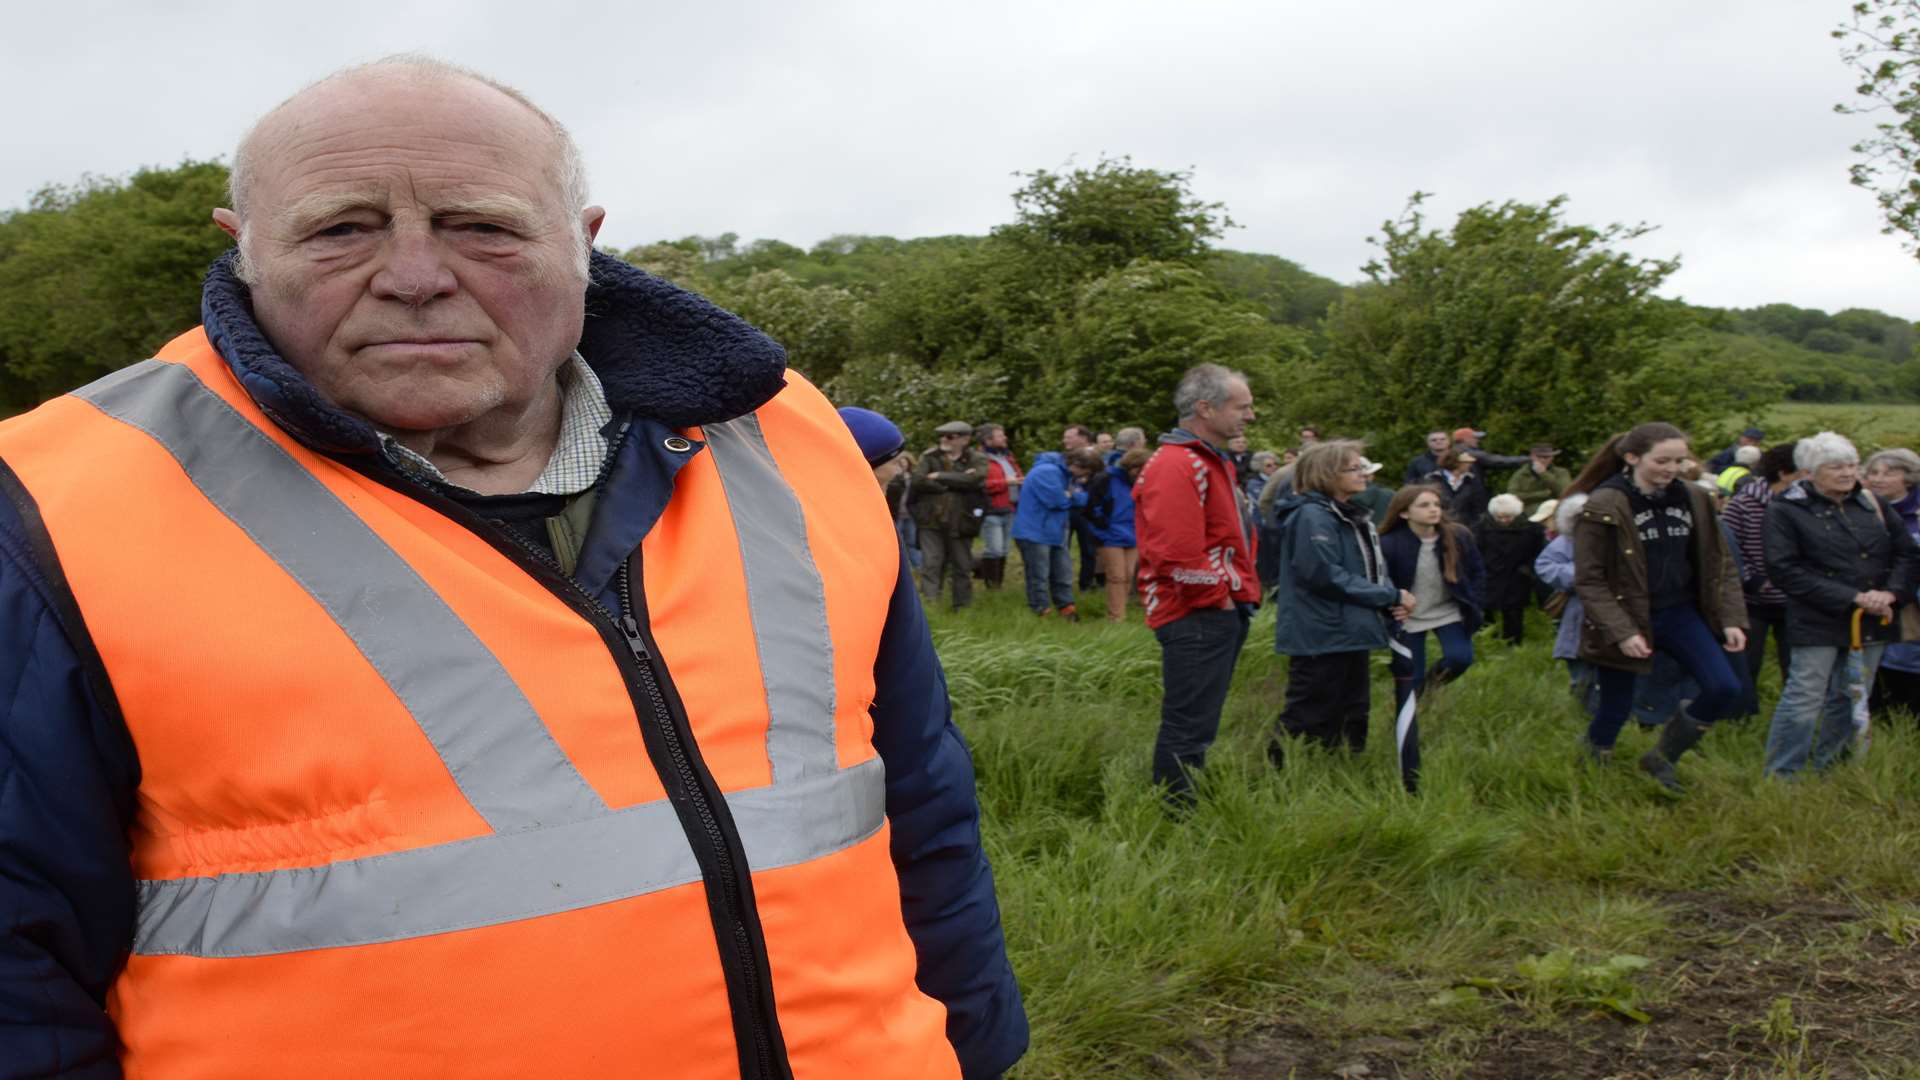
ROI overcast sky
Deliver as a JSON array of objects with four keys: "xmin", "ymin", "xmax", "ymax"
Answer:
[{"xmin": 8, "ymin": 0, "xmax": 1917, "ymax": 320}]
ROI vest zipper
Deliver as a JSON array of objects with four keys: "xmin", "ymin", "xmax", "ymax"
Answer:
[
  {"xmin": 342, "ymin": 460, "xmax": 792, "ymax": 1080},
  {"xmin": 615, "ymin": 558, "xmax": 781, "ymax": 1080}
]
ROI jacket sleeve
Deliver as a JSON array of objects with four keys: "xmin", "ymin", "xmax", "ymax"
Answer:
[
  {"xmin": 1290, "ymin": 511, "xmax": 1399, "ymax": 609},
  {"xmin": 1721, "ymin": 494, "xmax": 1766, "ymax": 592},
  {"xmin": 1706, "ymin": 502, "xmax": 1747, "ymax": 631},
  {"xmin": 910, "ymin": 453, "xmax": 948, "ymax": 496},
  {"xmin": 1534, "ymin": 538, "xmax": 1575, "ymax": 591},
  {"xmin": 0, "ymin": 492, "xmax": 137, "ymax": 1079},
  {"xmin": 869, "ymin": 545, "xmax": 1026, "ymax": 1079},
  {"xmin": 1137, "ymin": 449, "xmax": 1231, "ymax": 611},
  {"xmin": 1764, "ymin": 500, "xmax": 1859, "ymax": 616},
  {"xmin": 1023, "ymin": 464, "xmax": 1070, "ymax": 513},
  {"xmin": 1572, "ymin": 510, "xmax": 1639, "ymax": 644},
  {"xmin": 1082, "ymin": 474, "xmax": 1112, "ymax": 533},
  {"xmin": 1880, "ymin": 495, "xmax": 1920, "ymax": 603},
  {"xmin": 1460, "ymin": 529, "xmax": 1488, "ymax": 609}
]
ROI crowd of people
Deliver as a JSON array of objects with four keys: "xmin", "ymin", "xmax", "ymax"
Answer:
[{"xmin": 842, "ymin": 364, "xmax": 1920, "ymax": 805}]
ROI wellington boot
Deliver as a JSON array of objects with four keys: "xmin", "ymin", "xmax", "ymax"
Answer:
[
  {"xmin": 1579, "ymin": 737, "xmax": 1613, "ymax": 767},
  {"xmin": 985, "ymin": 557, "xmax": 1007, "ymax": 589},
  {"xmin": 1638, "ymin": 708, "xmax": 1710, "ymax": 794}
]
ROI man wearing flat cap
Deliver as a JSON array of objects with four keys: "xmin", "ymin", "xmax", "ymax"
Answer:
[
  {"xmin": 912, "ymin": 420, "xmax": 990, "ymax": 609},
  {"xmin": 1507, "ymin": 443, "xmax": 1571, "ymax": 517}
]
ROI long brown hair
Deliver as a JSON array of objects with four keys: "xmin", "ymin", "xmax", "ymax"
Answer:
[
  {"xmin": 1378, "ymin": 484, "xmax": 1469, "ymax": 583},
  {"xmin": 1567, "ymin": 422, "xmax": 1688, "ymax": 495}
]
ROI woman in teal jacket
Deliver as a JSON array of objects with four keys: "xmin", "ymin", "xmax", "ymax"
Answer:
[{"xmin": 1269, "ymin": 442, "xmax": 1413, "ymax": 763}]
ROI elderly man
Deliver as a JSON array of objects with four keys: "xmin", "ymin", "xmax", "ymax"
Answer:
[
  {"xmin": 912, "ymin": 419, "xmax": 989, "ymax": 609},
  {"xmin": 1134, "ymin": 364, "xmax": 1261, "ymax": 804},
  {"xmin": 0, "ymin": 58, "xmax": 1024, "ymax": 1078},
  {"xmin": 1506, "ymin": 443, "xmax": 1569, "ymax": 517}
]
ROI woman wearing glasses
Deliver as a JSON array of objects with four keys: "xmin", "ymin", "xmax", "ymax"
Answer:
[{"xmin": 1268, "ymin": 441, "xmax": 1414, "ymax": 765}]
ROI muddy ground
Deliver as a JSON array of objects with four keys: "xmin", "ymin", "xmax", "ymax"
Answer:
[{"xmin": 1183, "ymin": 894, "xmax": 1920, "ymax": 1079}]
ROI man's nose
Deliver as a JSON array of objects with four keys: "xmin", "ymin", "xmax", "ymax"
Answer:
[{"xmin": 370, "ymin": 226, "xmax": 458, "ymax": 307}]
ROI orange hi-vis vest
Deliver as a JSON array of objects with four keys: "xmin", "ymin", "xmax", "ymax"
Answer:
[{"xmin": 0, "ymin": 330, "xmax": 961, "ymax": 1079}]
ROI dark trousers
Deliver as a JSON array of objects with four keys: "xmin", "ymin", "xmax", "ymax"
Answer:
[
  {"xmin": 1274, "ymin": 650, "xmax": 1374, "ymax": 754},
  {"xmin": 1069, "ymin": 511, "xmax": 1101, "ymax": 590},
  {"xmin": 1391, "ymin": 622, "xmax": 1475, "ymax": 712},
  {"xmin": 1151, "ymin": 608, "xmax": 1250, "ymax": 800},
  {"xmin": 1014, "ymin": 539, "xmax": 1073, "ymax": 613},
  {"xmin": 1733, "ymin": 602, "xmax": 1790, "ymax": 718},
  {"xmin": 1497, "ymin": 604, "xmax": 1527, "ymax": 645},
  {"xmin": 917, "ymin": 528, "xmax": 973, "ymax": 609},
  {"xmin": 1589, "ymin": 604, "xmax": 1743, "ymax": 749}
]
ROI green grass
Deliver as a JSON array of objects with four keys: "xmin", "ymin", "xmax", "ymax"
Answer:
[
  {"xmin": 926, "ymin": 568, "xmax": 1920, "ymax": 1076},
  {"xmin": 1754, "ymin": 401, "xmax": 1920, "ymax": 448}
]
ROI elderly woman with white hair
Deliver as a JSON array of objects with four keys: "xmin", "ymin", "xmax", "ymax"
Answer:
[
  {"xmin": 1762, "ymin": 431, "xmax": 1920, "ymax": 777},
  {"xmin": 1867, "ymin": 447, "xmax": 1920, "ymax": 719},
  {"xmin": 1534, "ymin": 493, "xmax": 1595, "ymax": 710},
  {"xmin": 1476, "ymin": 492, "xmax": 1546, "ymax": 644}
]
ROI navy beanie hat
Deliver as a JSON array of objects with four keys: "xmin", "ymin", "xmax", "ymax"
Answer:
[{"xmin": 837, "ymin": 406, "xmax": 906, "ymax": 466}]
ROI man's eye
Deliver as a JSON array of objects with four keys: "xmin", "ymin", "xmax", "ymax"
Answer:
[{"xmin": 314, "ymin": 222, "xmax": 370, "ymax": 239}]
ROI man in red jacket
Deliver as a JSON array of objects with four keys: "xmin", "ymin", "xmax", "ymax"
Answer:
[{"xmin": 1134, "ymin": 363, "xmax": 1261, "ymax": 804}]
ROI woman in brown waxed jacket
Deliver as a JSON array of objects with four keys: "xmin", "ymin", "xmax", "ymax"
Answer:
[{"xmin": 1569, "ymin": 422, "xmax": 1748, "ymax": 792}]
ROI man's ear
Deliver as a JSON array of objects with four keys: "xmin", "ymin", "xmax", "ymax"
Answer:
[
  {"xmin": 582, "ymin": 206, "xmax": 606, "ymax": 246},
  {"xmin": 212, "ymin": 208, "xmax": 243, "ymax": 242}
]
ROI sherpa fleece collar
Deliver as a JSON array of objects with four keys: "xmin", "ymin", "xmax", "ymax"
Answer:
[{"xmin": 199, "ymin": 249, "xmax": 789, "ymax": 456}]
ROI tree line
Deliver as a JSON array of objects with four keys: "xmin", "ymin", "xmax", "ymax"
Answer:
[{"xmin": 0, "ymin": 157, "xmax": 1914, "ymax": 469}]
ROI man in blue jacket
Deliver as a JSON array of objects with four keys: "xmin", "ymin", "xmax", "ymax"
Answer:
[{"xmin": 0, "ymin": 55, "xmax": 1024, "ymax": 1078}]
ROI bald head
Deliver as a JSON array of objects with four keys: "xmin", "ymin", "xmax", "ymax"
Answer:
[{"xmin": 226, "ymin": 55, "xmax": 591, "ymax": 274}]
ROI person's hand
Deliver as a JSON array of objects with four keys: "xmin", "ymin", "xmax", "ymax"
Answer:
[
  {"xmin": 1722, "ymin": 627, "xmax": 1747, "ymax": 652},
  {"xmin": 1217, "ymin": 595, "xmax": 1236, "ymax": 610},
  {"xmin": 1620, "ymin": 634, "xmax": 1652, "ymax": 660},
  {"xmin": 1399, "ymin": 589, "xmax": 1417, "ymax": 610},
  {"xmin": 1856, "ymin": 590, "xmax": 1896, "ymax": 619}
]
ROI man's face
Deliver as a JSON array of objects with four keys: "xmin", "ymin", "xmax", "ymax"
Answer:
[
  {"xmin": 1061, "ymin": 427, "xmax": 1090, "ymax": 451},
  {"xmin": 1227, "ymin": 435, "xmax": 1249, "ymax": 453},
  {"xmin": 216, "ymin": 75, "xmax": 604, "ymax": 434},
  {"xmin": 1459, "ymin": 431, "xmax": 1482, "ymax": 448},
  {"xmin": 939, "ymin": 433, "xmax": 970, "ymax": 456},
  {"xmin": 984, "ymin": 428, "xmax": 1008, "ymax": 450},
  {"xmin": 1192, "ymin": 380, "xmax": 1255, "ymax": 444},
  {"xmin": 1531, "ymin": 451, "xmax": 1555, "ymax": 471},
  {"xmin": 1426, "ymin": 432, "xmax": 1450, "ymax": 453},
  {"xmin": 1094, "ymin": 432, "xmax": 1114, "ymax": 453}
]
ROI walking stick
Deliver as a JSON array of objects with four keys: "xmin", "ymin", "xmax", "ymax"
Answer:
[
  {"xmin": 1849, "ymin": 607, "xmax": 1889, "ymax": 750},
  {"xmin": 1387, "ymin": 635, "xmax": 1420, "ymax": 793}
]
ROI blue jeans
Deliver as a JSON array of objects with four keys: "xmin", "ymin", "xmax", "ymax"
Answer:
[
  {"xmin": 979, "ymin": 512, "xmax": 1012, "ymax": 559},
  {"xmin": 1764, "ymin": 643, "xmax": 1884, "ymax": 777},
  {"xmin": 1566, "ymin": 659, "xmax": 1599, "ymax": 718},
  {"xmin": 1631, "ymin": 651, "xmax": 1698, "ymax": 729},
  {"xmin": 1152, "ymin": 607, "xmax": 1251, "ymax": 800},
  {"xmin": 1391, "ymin": 621, "xmax": 1475, "ymax": 711},
  {"xmin": 1588, "ymin": 604, "xmax": 1743, "ymax": 749},
  {"xmin": 1015, "ymin": 539, "xmax": 1073, "ymax": 613}
]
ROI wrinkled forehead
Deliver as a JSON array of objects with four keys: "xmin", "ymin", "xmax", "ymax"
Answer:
[{"xmin": 246, "ymin": 74, "xmax": 567, "ymax": 218}]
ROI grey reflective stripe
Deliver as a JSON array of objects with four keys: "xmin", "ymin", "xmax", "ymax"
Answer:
[
  {"xmin": 702, "ymin": 415, "xmax": 840, "ymax": 782},
  {"xmin": 77, "ymin": 360, "xmax": 607, "ymax": 833},
  {"xmin": 133, "ymin": 757, "xmax": 886, "ymax": 957}
]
